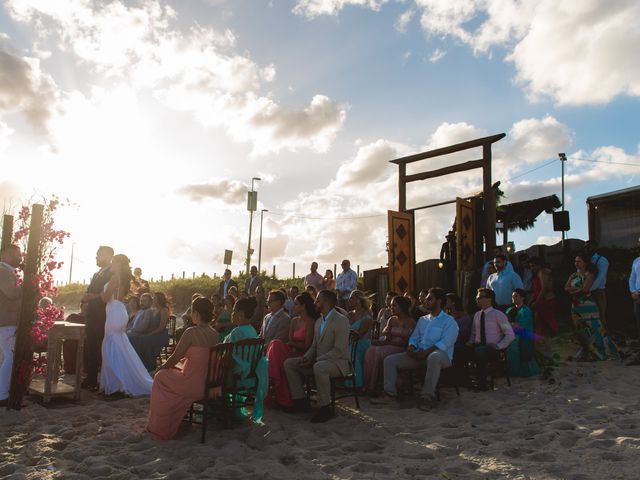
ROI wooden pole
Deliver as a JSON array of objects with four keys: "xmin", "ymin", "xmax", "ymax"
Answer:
[
  {"xmin": 399, "ymin": 163, "xmax": 406, "ymax": 212},
  {"xmin": 1, "ymin": 215, "xmax": 14, "ymax": 251},
  {"xmin": 292, "ymin": 262, "xmax": 296, "ymax": 279},
  {"xmin": 483, "ymin": 143, "xmax": 496, "ymax": 254},
  {"xmin": 8, "ymin": 204, "xmax": 44, "ymax": 410}
]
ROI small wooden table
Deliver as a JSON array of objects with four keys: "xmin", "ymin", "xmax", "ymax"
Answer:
[{"xmin": 29, "ymin": 321, "xmax": 85, "ymax": 403}]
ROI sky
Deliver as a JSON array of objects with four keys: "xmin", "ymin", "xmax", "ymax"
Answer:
[{"xmin": 0, "ymin": 0, "xmax": 638, "ymax": 284}]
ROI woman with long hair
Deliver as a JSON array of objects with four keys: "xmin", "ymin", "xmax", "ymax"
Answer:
[
  {"xmin": 363, "ymin": 295, "xmax": 415, "ymax": 395},
  {"xmin": 565, "ymin": 253, "xmax": 619, "ymax": 361},
  {"xmin": 99, "ymin": 254, "xmax": 152, "ymax": 396},
  {"xmin": 266, "ymin": 292, "xmax": 317, "ymax": 408},
  {"xmin": 147, "ymin": 297, "xmax": 219, "ymax": 440},
  {"xmin": 347, "ymin": 290, "xmax": 373, "ymax": 389},
  {"xmin": 505, "ymin": 289, "xmax": 540, "ymax": 377},
  {"xmin": 323, "ymin": 269, "xmax": 336, "ymax": 291},
  {"xmin": 129, "ymin": 292, "xmax": 172, "ymax": 372}
]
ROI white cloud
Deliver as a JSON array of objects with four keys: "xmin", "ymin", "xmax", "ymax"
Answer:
[
  {"xmin": 5, "ymin": 0, "xmax": 347, "ymax": 154},
  {"xmin": 293, "ymin": 0, "xmax": 388, "ymax": 18},
  {"xmin": 503, "ymin": 116, "xmax": 573, "ymax": 165},
  {"xmin": 0, "ymin": 121, "xmax": 15, "ymax": 151},
  {"xmin": 176, "ymin": 178, "xmax": 248, "ymax": 205},
  {"xmin": 536, "ymin": 235, "xmax": 560, "ymax": 246},
  {"xmin": 296, "ymin": 0, "xmax": 640, "ymax": 105},
  {"xmin": 395, "ymin": 8, "xmax": 415, "ymax": 32},
  {"xmin": 428, "ymin": 48, "xmax": 446, "ymax": 63}
]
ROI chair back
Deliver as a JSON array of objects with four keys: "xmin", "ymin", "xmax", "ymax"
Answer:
[
  {"xmin": 168, "ymin": 314, "xmax": 177, "ymax": 344},
  {"xmin": 233, "ymin": 338, "xmax": 265, "ymax": 380},
  {"xmin": 204, "ymin": 342, "xmax": 234, "ymax": 398},
  {"xmin": 371, "ymin": 321, "xmax": 381, "ymax": 341},
  {"xmin": 348, "ymin": 330, "xmax": 359, "ymax": 368}
]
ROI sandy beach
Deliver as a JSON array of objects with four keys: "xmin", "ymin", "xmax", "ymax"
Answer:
[{"xmin": 1, "ymin": 356, "xmax": 639, "ymax": 480}]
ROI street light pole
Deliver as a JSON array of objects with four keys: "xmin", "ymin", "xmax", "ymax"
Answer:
[
  {"xmin": 558, "ymin": 153, "xmax": 567, "ymax": 247},
  {"xmin": 68, "ymin": 242, "xmax": 75, "ymax": 284},
  {"xmin": 246, "ymin": 177, "xmax": 261, "ymax": 274},
  {"xmin": 258, "ymin": 209, "xmax": 268, "ymax": 273}
]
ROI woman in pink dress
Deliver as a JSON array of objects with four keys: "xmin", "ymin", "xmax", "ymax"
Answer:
[
  {"xmin": 266, "ymin": 292, "xmax": 316, "ymax": 408},
  {"xmin": 363, "ymin": 295, "xmax": 415, "ymax": 395},
  {"xmin": 146, "ymin": 297, "xmax": 219, "ymax": 441}
]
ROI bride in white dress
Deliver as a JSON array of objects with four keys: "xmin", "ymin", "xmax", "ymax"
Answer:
[{"xmin": 100, "ymin": 254, "xmax": 152, "ymax": 396}]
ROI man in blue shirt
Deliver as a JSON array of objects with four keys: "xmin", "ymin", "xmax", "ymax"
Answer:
[
  {"xmin": 486, "ymin": 254, "xmax": 523, "ymax": 310},
  {"xmin": 336, "ymin": 259, "xmax": 357, "ymax": 310},
  {"xmin": 378, "ymin": 287, "xmax": 458, "ymax": 411},
  {"xmin": 584, "ymin": 240, "xmax": 609, "ymax": 329}
]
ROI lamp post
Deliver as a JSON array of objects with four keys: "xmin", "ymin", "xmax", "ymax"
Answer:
[
  {"xmin": 558, "ymin": 153, "xmax": 567, "ymax": 246},
  {"xmin": 68, "ymin": 242, "xmax": 76, "ymax": 285},
  {"xmin": 258, "ymin": 209, "xmax": 268, "ymax": 273},
  {"xmin": 246, "ymin": 177, "xmax": 261, "ymax": 274}
]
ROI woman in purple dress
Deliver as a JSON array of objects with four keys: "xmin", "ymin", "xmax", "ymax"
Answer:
[{"xmin": 363, "ymin": 296, "xmax": 416, "ymax": 395}]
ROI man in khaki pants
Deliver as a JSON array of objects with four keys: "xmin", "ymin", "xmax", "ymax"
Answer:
[{"xmin": 284, "ymin": 289, "xmax": 350, "ymax": 423}]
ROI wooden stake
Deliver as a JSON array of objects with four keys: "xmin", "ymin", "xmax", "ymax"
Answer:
[
  {"xmin": 8, "ymin": 204, "xmax": 44, "ymax": 410},
  {"xmin": 1, "ymin": 215, "xmax": 14, "ymax": 251}
]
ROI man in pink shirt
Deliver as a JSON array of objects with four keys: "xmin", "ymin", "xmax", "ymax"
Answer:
[
  {"xmin": 304, "ymin": 262, "xmax": 324, "ymax": 292},
  {"xmin": 467, "ymin": 288, "xmax": 515, "ymax": 390}
]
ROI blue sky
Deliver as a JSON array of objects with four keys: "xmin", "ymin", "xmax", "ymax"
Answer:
[{"xmin": 0, "ymin": 0, "xmax": 638, "ymax": 283}]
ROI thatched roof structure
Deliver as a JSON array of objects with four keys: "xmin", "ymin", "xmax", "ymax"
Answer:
[{"xmin": 496, "ymin": 194, "xmax": 561, "ymax": 233}]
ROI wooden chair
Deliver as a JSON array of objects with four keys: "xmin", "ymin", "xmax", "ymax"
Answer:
[
  {"xmin": 161, "ymin": 315, "xmax": 177, "ymax": 361},
  {"xmin": 227, "ymin": 338, "xmax": 265, "ymax": 426},
  {"xmin": 187, "ymin": 342, "xmax": 234, "ymax": 443},
  {"xmin": 486, "ymin": 349, "xmax": 511, "ymax": 389},
  {"xmin": 328, "ymin": 330, "xmax": 361, "ymax": 413}
]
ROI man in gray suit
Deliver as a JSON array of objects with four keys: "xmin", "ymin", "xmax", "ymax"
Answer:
[
  {"xmin": 260, "ymin": 290, "xmax": 290, "ymax": 345},
  {"xmin": 284, "ymin": 289, "xmax": 350, "ymax": 423}
]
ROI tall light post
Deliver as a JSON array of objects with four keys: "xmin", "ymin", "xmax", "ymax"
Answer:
[
  {"xmin": 68, "ymin": 242, "xmax": 76, "ymax": 284},
  {"xmin": 258, "ymin": 209, "xmax": 268, "ymax": 273},
  {"xmin": 558, "ymin": 153, "xmax": 567, "ymax": 246},
  {"xmin": 246, "ymin": 177, "xmax": 261, "ymax": 274}
]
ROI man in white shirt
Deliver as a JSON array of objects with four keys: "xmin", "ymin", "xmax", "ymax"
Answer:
[
  {"xmin": 336, "ymin": 259, "xmax": 357, "ymax": 310},
  {"xmin": 0, "ymin": 244, "xmax": 22, "ymax": 406}
]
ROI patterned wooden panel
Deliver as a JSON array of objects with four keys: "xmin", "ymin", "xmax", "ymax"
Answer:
[
  {"xmin": 387, "ymin": 210, "xmax": 414, "ymax": 294},
  {"xmin": 456, "ymin": 198, "xmax": 476, "ymax": 272}
]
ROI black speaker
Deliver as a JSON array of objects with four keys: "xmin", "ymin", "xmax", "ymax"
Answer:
[{"xmin": 553, "ymin": 211, "xmax": 570, "ymax": 231}]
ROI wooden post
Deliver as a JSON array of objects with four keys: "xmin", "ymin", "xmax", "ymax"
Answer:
[
  {"xmin": 334, "ymin": 264, "xmax": 337, "ymax": 278},
  {"xmin": 1, "ymin": 215, "xmax": 14, "ymax": 251},
  {"xmin": 272, "ymin": 265, "xmax": 276, "ymax": 279},
  {"xmin": 399, "ymin": 163, "xmax": 406, "ymax": 212},
  {"xmin": 192, "ymin": 272, "xmax": 195, "ymax": 279},
  {"xmin": 171, "ymin": 273, "xmax": 174, "ymax": 280},
  {"xmin": 8, "ymin": 204, "xmax": 44, "ymax": 410},
  {"xmin": 483, "ymin": 143, "xmax": 496, "ymax": 254},
  {"xmin": 292, "ymin": 262, "xmax": 296, "ymax": 279},
  {"xmin": 182, "ymin": 271, "xmax": 185, "ymax": 279}
]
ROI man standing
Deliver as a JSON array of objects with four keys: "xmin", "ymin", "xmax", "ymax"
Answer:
[
  {"xmin": 133, "ymin": 267, "xmax": 150, "ymax": 294},
  {"xmin": 81, "ymin": 245, "xmax": 113, "ymax": 390},
  {"xmin": 380, "ymin": 288, "xmax": 458, "ymax": 411},
  {"xmin": 336, "ymin": 259, "xmax": 357, "ymax": 310},
  {"xmin": 467, "ymin": 288, "xmax": 515, "ymax": 390},
  {"xmin": 0, "ymin": 245, "xmax": 22, "ymax": 406},
  {"xmin": 481, "ymin": 246, "xmax": 513, "ymax": 287},
  {"xmin": 260, "ymin": 290, "xmax": 290, "ymax": 345},
  {"xmin": 304, "ymin": 262, "xmax": 324, "ymax": 292},
  {"xmin": 584, "ymin": 240, "xmax": 609, "ymax": 329},
  {"xmin": 486, "ymin": 254, "xmax": 523, "ymax": 311},
  {"xmin": 244, "ymin": 265, "xmax": 262, "ymax": 296},
  {"xmin": 284, "ymin": 286, "xmax": 299, "ymax": 317},
  {"xmin": 284, "ymin": 289, "xmax": 350, "ymax": 423},
  {"xmin": 629, "ymin": 236, "xmax": 640, "ymax": 340},
  {"xmin": 217, "ymin": 269, "xmax": 237, "ymax": 298}
]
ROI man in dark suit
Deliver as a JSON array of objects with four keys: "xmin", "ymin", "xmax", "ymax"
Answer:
[
  {"xmin": 260, "ymin": 289, "xmax": 290, "ymax": 346},
  {"xmin": 244, "ymin": 265, "xmax": 262, "ymax": 296},
  {"xmin": 81, "ymin": 245, "xmax": 113, "ymax": 390},
  {"xmin": 217, "ymin": 269, "xmax": 237, "ymax": 298}
]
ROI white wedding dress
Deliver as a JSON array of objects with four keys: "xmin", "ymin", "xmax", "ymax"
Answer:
[{"xmin": 100, "ymin": 289, "xmax": 153, "ymax": 396}]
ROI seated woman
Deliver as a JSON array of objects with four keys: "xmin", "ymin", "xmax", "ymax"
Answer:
[
  {"xmin": 224, "ymin": 297, "xmax": 268, "ymax": 422},
  {"xmin": 565, "ymin": 253, "xmax": 619, "ymax": 361},
  {"xmin": 347, "ymin": 290, "xmax": 373, "ymax": 389},
  {"xmin": 363, "ymin": 295, "xmax": 415, "ymax": 395},
  {"xmin": 505, "ymin": 289, "xmax": 540, "ymax": 377},
  {"xmin": 266, "ymin": 292, "xmax": 316, "ymax": 408},
  {"xmin": 129, "ymin": 292, "xmax": 171, "ymax": 372},
  {"xmin": 146, "ymin": 297, "xmax": 219, "ymax": 441},
  {"xmin": 250, "ymin": 285, "xmax": 267, "ymax": 332},
  {"xmin": 214, "ymin": 294, "xmax": 235, "ymax": 337}
]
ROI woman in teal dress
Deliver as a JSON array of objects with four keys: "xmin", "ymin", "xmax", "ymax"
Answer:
[
  {"xmin": 224, "ymin": 297, "xmax": 268, "ymax": 422},
  {"xmin": 347, "ymin": 290, "xmax": 373, "ymax": 389},
  {"xmin": 564, "ymin": 253, "xmax": 619, "ymax": 361},
  {"xmin": 505, "ymin": 289, "xmax": 540, "ymax": 377}
]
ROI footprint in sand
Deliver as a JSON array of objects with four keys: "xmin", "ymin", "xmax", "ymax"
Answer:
[{"xmin": 529, "ymin": 452, "xmax": 556, "ymax": 462}]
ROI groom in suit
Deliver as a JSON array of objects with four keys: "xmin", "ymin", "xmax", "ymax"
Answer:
[
  {"xmin": 284, "ymin": 289, "xmax": 351, "ymax": 423},
  {"xmin": 81, "ymin": 245, "xmax": 113, "ymax": 390},
  {"xmin": 260, "ymin": 290, "xmax": 290, "ymax": 345}
]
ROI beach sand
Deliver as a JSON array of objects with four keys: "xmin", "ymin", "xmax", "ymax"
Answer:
[{"xmin": 1, "ymin": 360, "xmax": 639, "ymax": 480}]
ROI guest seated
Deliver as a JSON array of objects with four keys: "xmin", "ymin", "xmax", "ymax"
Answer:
[
  {"xmin": 505, "ymin": 289, "xmax": 540, "ymax": 377},
  {"xmin": 146, "ymin": 297, "xmax": 219, "ymax": 441},
  {"xmin": 305, "ymin": 285, "xmax": 318, "ymax": 299},
  {"xmin": 376, "ymin": 291, "xmax": 397, "ymax": 333},
  {"xmin": 266, "ymin": 292, "xmax": 317, "ymax": 408},
  {"xmin": 225, "ymin": 297, "xmax": 268, "ymax": 422},
  {"xmin": 347, "ymin": 290, "xmax": 373, "ymax": 389},
  {"xmin": 128, "ymin": 292, "xmax": 170, "ymax": 372},
  {"xmin": 63, "ymin": 301, "xmax": 88, "ymax": 374},
  {"xmin": 214, "ymin": 294, "xmax": 235, "ymax": 337},
  {"xmin": 250, "ymin": 285, "xmax": 267, "ymax": 331},
  {"xmin": 377, "ymin": 288, "xmax": 458, "ymax": 411},
  {"xmin": 126, "ymin": 296, "xmax": 140, "ymax": 328},
  {"xmin": 175, "ymin": 293, "xmax": 203, "ymax": 342},
  {"xmin": 127, "ymin": 293, "xmax": 154, "ymax": 334},
  {"xmin": 445, "ymin": 293, "xmax": 472, "ymax": 368},
  {"xmin": 260, "ymin": 290, "xmax": 291, "ymax": 346},
  {"xmin": 466, "ymin": 288, "xmax": 515, "ymax": 390},
  {"xmin": 363, "ymin": 295, "xmax": 415, "ymax": 395},
  {"xmin": 284, "ymin": 286, "xmax": 299, "ymax": 317},
  {"xmin": 284, "ymin": 289, "xmax": 351, "ymax": 423}
]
